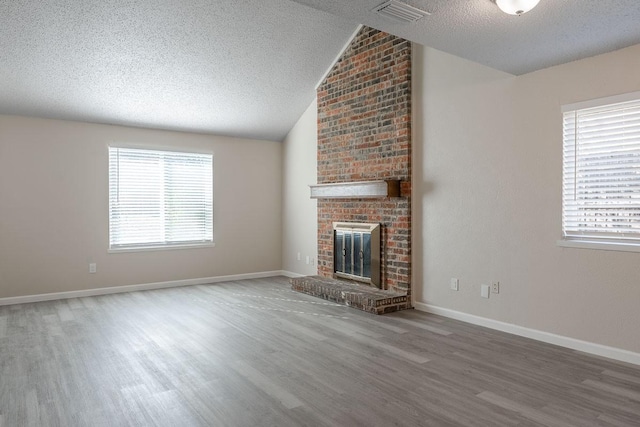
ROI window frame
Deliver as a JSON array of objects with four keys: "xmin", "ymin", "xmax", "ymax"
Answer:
[
  {"xmin": 558, "ymin": 91, "xmax": 640, "ymax": 253},
  {"xmin": 108, "ymin": 146, "xmax": 215, "ymax": 252}
]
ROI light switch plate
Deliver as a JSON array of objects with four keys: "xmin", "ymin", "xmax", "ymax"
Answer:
[{"xmin": 481, "ymin": 284, "xmax": 490, "ymax": 298}]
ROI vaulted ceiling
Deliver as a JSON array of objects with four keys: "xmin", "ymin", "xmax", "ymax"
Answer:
[
  {"xmin": 1, "ymin": 0, "xmax": 640, "ymax": 141},
  {"xmin": 292, "ymin": 0, "xmax": 640, "ymax": 75}
]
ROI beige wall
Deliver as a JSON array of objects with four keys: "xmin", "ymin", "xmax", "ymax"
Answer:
[
  {"xmin": 6, "ymin": 40, "xmax": 638, "ymax": 355},
  {"xmin": 0, "ymin": 115, "xmax": 283, "ymax": 298},
  {"xmin": 413, "ymin": 43, "xmax": 640, "ymax": 353},
  {"xmin": 282, "ymin": 99, "xmax": 318, "ymax": 275}
]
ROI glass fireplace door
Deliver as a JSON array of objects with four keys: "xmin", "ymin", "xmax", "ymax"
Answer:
[
  {"xmin": 335, "ymin": 230, "xmax": 359, "ymax": 277},
  {"xmin": 333, "ymin": 223, "xmax": 379, "ymax": 287}
]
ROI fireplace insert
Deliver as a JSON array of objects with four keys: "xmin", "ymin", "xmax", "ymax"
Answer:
[{"xmin": 333, "ymin": 222, "xmax": 381, "ymax": 288}]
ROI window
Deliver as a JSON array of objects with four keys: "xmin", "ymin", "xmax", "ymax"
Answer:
[
  {"xmin": 561, "ymin": 92, "xmax": 640, "ymax": 250},
  {"xmin": 109, "ymin": 147, "xmax": 213, "ymax": 250}
]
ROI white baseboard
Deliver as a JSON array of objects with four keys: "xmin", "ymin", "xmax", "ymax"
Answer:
[
  {"xmin": 414, "ymin": 302, "xmax": 640, "ymax": 366},
  {"xmin": 0, "ymin": 270, "xmax": 287, "ymax": 306}
]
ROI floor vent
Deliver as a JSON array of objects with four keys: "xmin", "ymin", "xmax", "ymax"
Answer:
[{"xmin": 374, "ymin": 0, "xmax": 430, "ymax": 23}]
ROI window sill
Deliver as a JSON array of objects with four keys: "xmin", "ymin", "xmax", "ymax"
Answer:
[
  {"xmin": 109, "ymin": 242, "xmax": 216, "ymax": 253},
  {"xmin": 556, "ymin": 239, "xmax": 640, "ymax": 253}
]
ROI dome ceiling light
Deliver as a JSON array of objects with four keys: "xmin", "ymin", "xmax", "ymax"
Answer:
[{"xmin": 495, "ymin": 0, "xmax": 540, "ymax": 16}]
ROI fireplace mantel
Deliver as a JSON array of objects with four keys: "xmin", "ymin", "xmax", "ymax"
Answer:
[{"xmin": 309, "ymin": 180, "xmax": 400, "ymax": 199}]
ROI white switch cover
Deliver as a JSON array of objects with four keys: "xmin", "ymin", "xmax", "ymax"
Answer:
[
  {"xmin": 450, "ymin": 278, "xmax": 459, "ymax": 291},
  {"xmin": 297, "ymin": 252, "xmax": 301, "ymax": 261},
  {"xmin": 89, "ymin": 263, "xmax": 97, "ymax": 274},
  {"xmin": 481, "ymin": 284, "xmax": 490, "ymax": 298}
]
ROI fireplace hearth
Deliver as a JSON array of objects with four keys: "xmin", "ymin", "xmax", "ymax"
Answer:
[{"xmin": 290, "ymin": 275, "xmax": 408, "ymax": 314}]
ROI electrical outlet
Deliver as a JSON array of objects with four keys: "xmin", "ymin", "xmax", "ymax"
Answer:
[
  {"xmin": 306, "ymin": 256, "xmax": 310, "ymax": 265},
  {"xmin": 481, "ymin": 284, "xmax": 490, "ymax": 298},
  {"xmin": 450, "ymin": 278, "xmax": 459, "ymax": 291},
  {"xmin": 89, "ymin": 263, "xmax": 97, "ymax": 274},
  {"xmin": 492, "ymin": 281, "xmax": 500, "ymax": 294},
  {"xmin": 297, "ymin": 252, "xmax": 301, "ymax": 261}
]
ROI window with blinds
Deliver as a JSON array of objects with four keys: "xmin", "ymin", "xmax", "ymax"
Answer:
[
  {"xmin": 562, "ymin": 92, "xmax": 640, "ymax": 246},
  {"xmin": 108, "ymin": 147, "xmax": 213, "ymax": 250}
]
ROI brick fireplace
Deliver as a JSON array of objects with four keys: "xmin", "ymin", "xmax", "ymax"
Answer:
[
  {"xmin": 291, "ymin": 26, "xmax": 412, "ymax": 313},
  {"xmin": 317, "ymin": 27, "xmax": 412, "ymax": 299}
]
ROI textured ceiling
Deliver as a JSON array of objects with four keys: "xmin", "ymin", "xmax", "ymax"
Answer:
[
  {"xmin": 0, "ymin": 0, "xmax": 357, "ymax": 141},
  {"xmin": 292, "ymin": 0, "xmax": 640, "ymax": 75},
  {"xmin": 3, "ymin": 1, "xmax": 640, "ymax": 141}
]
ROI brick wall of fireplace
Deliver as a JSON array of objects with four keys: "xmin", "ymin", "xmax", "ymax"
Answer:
[{"xmin": 316, "ymin": 26, "xmax": 412, "ymax": 301}]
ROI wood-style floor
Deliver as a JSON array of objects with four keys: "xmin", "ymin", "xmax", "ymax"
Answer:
[{"xmin": 1, "ymin": 277, "xmax": 639, "ymax": 426}]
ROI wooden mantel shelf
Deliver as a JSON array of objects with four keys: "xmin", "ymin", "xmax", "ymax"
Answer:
[{"xmin": 309, "ymin": 180, "xmax": 401, "ymax": 199}]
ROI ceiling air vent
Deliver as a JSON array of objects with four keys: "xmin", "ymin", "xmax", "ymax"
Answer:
[{"xmin": 374, "ymin": 0, "xmax": 430, "ymax": 23}]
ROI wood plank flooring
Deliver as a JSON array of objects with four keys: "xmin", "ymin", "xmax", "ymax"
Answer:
[{"xmin": 1, "ymin": 276, "xmax": 639, "ymax": 426}]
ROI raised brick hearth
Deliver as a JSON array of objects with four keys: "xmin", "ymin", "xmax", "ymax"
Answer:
[{"xmin": 290, "ymin": 276, "xmax": 408, "ymax": 314}]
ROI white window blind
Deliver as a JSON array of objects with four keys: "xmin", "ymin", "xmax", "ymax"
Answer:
[
  {"xmin": 562, "ymin": 94, "xmax": 640, "ymax": 245},
  {"xmin": 109, "ymin": 147, "xmax": 213, "ymax": 249}
]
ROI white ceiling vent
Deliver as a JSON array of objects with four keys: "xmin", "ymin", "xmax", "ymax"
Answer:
[{"xmin": 374, "ymin": 0, "xmax": 430, "ymax": 23}]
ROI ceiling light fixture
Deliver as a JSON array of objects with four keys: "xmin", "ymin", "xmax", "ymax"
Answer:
[{"xmin": 495, "ymin": 0, "xmax": 540, "ymax": 16}]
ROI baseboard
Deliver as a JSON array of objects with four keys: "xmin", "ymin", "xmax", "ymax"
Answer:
[
  {"xmin": 0, "ymin": 270, "xmax": 286, "ymax": 306},
  {"xmin": 414, "ymin": 302, "xmax": 640, "ymax": 366}
]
